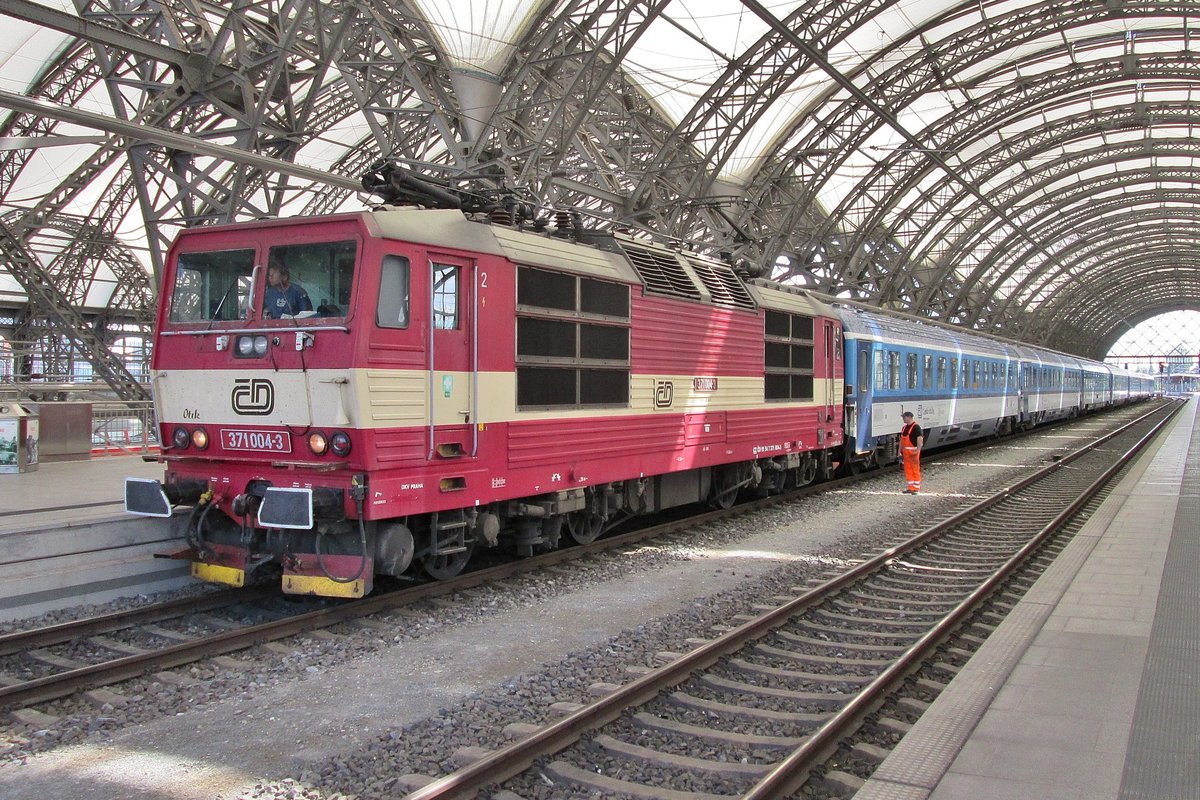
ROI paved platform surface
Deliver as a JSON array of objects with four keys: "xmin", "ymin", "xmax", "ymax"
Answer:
[
  {"xmin": 858, "ymin": 397, "xmax": 1198, "ymax": 800},
  {"xmin": 0, "ymin": 456, "xmax": 186, "ymax": 621},
  {"xmin": 0, "ymin": 454, "xmax": 163, "ymax": 535}
]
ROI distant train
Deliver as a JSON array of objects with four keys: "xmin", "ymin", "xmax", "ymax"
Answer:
[{"xmin": 126, "ymin": 172, "xmax": 1154, "ymax": 597}]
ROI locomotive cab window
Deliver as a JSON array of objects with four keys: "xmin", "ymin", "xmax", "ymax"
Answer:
[
  {"xmin": 170, "ymin": 248, "xmax": 256, "ymax": 323},
  {"xmin": 377, "ymin": 255, "xmax": 410, "ymax": 328},
  {"xmin": 264, "ymin": 240, "xmax": 355, "ymax": 319}
]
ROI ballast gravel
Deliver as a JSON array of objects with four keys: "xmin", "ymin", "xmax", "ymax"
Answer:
[{"xmin": 0, "ymin": 421, "xmax": 1113, "ymax": 800}]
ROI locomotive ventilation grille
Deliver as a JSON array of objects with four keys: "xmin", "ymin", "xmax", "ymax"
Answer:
[
  {"xmin": 617, "ymin": 241, "xmax": 704, "ymax": 302},
  {"xmin": 686, "ymin": 257, "xmax": 758, "ymax": 311}
]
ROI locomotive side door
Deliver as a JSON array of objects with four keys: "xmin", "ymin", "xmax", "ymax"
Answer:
[
  {"xmin": 823, "ymin": 320, "xmax": 838, "ymax": 422},
  {"xmin": 427, "ymin": 254, "xmax": 477, "ymax": 460}
]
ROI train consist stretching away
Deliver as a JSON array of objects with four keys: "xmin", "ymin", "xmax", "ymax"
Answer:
[{"xmin": 126, "ymin": 176, "xmax": 1154, "ymax": 597}]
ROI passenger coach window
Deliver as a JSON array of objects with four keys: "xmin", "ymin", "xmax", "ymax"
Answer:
[
  {"xmin": 266, "ymin": 240, "xmax": 355, "ymax": 318},
  {"xmin": 376, "ymin": 255, "xmax": 410, "ymax": 328},
  {"xmin": 922, "ymin": 355, "xmax": 933, "ymax": 389},
  {"xmin": 937, "ymin": 357, "xmax": 947, "ymax": 389},
  {"xmin": 170, "ymin": 248, "xmax": 255, "ymax": 322},
  {"xmin": 950, "ymin": 358, "xmax": 958, "ymax": 389},
  {"xmin": 432, "ymin": 263, "xmax": 460, "ymax": 329},
  {"xmin": 859, "ymin": 347, "xmax": 871, "ymax": 393},
  {"xmin": 888, "ymin": 351, "xmax": 901, "ymax": 390},
  {"xmin": 906, "ymin": 353, "xmax": 918, "ymax": 390}
]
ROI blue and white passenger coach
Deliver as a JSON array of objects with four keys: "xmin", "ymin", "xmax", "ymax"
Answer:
[
  {"xmin": 835, "ymin": 303, "xmax": 1154, "ymax": 470},
  {"xmin": 839, "ymin": 305, "xmax": 1024, "ymax": 469}
]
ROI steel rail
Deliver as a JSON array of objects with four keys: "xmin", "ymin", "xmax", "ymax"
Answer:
[
  {"xmin": 0, "ymin": 455, "xmax": 857, "ymax": 711},
  {"xmin": 0, "ymin": 402, "xmax": 1164, "ymax": 713},
  {"xmin": 401, "ymin": 400, "xmax": 1179, "ymax": 800},
  {"xmin": 742, "ymin": 400, "xmax": 1181, "ymax": 798},
  {"xmin": 0, "ymin": 587, "xmax": 273, "ymax": 657}
]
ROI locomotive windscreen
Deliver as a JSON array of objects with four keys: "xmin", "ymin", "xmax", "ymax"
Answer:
[
  {"xmin": 170, "ymin": 248, "xmax": 255, "ymax": 322},
  {"xmin": 266, "ymin": 240, "xmax": 356, "ymax": 318},
  {"xmin": 169, "ymin": 240, "xmax": 357, "ymax": 322}
]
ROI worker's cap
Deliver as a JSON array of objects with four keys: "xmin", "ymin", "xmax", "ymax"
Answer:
[{"xmin": 901, "ymin": 411, "xmax": 914, "ymax": 419}]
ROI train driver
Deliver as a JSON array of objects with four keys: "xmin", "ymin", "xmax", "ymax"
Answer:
[
  {"xmin": 264, "ymin": 262, "xmax": 313, "ymax": 318},
  {"xmin": 900, "ymin": 411, "xmax": 923, "ymax": 494}
]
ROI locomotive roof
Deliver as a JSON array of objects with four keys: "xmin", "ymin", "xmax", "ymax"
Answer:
[
  {"xmin": 364, "ymin": 207, "xmax": 640, "ymax": 284},
  {"xmin": 744, "ymin": 281, "xmax": 837, "ymax": 318}
]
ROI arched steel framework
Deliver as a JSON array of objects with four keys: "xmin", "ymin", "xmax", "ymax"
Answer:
[{"xmin": 0, "ymin": 0, "xmax": 1197, "ymax": 396}]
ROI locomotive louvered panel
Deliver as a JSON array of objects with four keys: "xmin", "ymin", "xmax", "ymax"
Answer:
[
  {"xmin": 631, "ymin": 295, "xmax": 763, "ymax": 376},
  {"xmin": 372, "ymin": 429, "xmax": 426, "ymax": 464},
  {"xmin": 507, "ymin": 416, "xmax": 681, "ymax": 468},
  {"xmin": 365, "ymin": 370, "xmax": 426, "ymax": 423},
  {"xmin": 726, "ymin": 407, "xmax": 833, "ymax": 446},
  {"xmin": 685, "ymin": 257, "xmax": 757, "ymax": 311},
  {"xmin": 617, "ymin": 241, "xmax": 703, "ymax": 301}
]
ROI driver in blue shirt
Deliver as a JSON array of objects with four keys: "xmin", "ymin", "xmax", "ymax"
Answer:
[{"xmin": 264, "ymin": 262, "xmax": 312, "ymax": 318}]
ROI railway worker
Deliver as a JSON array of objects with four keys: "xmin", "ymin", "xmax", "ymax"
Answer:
[
  {"xmin": 264, "ymin": 261, "xmax": 312, "ymax": 318},
  {"xmin": 899, "ymin": 411, "xmax": 923, "ymax": 494}
]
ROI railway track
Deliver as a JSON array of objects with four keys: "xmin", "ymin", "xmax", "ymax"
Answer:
[
  {"xmin": 397, "ymin": 400, "xmax": 1180, "ymax": 799},
  {"xmin": 0, "ymin": 402, "xmax": 1171, "ymax": 732}
]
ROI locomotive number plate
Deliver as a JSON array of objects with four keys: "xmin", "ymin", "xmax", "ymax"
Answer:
[{"xmin": 220, "ymin": 428, "xmax": 291, "ymax": 453}]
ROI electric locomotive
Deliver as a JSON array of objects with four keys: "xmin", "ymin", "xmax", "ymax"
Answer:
[{"xmin": 126, "ymin": 169, "xmax": 846, "ymax": 597}]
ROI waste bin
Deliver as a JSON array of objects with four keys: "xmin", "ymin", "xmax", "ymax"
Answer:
[{"xmin": 0, "ymin": 402, "xmax": 39, "ymax": 473}]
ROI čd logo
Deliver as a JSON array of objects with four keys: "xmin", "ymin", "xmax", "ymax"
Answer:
[{"xmin": 232, "ymin": 378, "xmax": 275, "ymax": 415}]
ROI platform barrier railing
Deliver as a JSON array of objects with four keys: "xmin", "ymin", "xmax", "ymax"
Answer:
[{"xmin": 91, "ymin": 401, "xmax": 158, "ymax": 456}]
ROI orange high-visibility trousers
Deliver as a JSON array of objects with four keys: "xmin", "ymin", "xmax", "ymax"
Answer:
[{"xmin": 901, "ymin": 446, "xmax": 921, "ymax": 493}]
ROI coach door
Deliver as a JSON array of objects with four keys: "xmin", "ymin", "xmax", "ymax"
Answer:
[{"xmin": 427, "ymin": 255, "xmax": 477, "ymax": 461}]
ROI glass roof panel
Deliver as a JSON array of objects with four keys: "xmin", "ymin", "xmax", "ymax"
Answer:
[
  {"xmin": 0, "ymin": 1, "xmax": 73, "ymax": 97},
  {"xmin": 410, "ymin": 0, "xmax": 549, "ymax": 74},
  {"xmin": 0, "ymin": 0, "xmax": 1196, "ymax": 337}
]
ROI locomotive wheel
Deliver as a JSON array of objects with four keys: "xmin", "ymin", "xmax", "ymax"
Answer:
[
  {"xmin": 421, "ymin": 545, "xmax": 473, "ymax": 580},
  {"xmin": 566, "ymin": 511, "xmax": 605, "ymax": 544},
  {"xmin": 711, "ymin": 467, "xmax": 741, "ymax": 509},
  {"xmin": 712, "ymin": 485, "xmax": 738, "ymax": 509}
]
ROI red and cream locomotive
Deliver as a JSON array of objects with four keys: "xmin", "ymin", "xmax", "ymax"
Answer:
[{"xmin": 126, "ymin": 167, "xmax": 845, "ymax": 597}]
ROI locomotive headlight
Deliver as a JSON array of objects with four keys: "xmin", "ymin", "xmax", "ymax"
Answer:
[
  {"xmin": 234, "ymin": 335, "xmax": 269, "ymax": 357},
  {"xmin": 307, "ymin": 431, "xmax": 329, "ymax": 455},
  {"xmin": 330, "ymin": 430, "xmax": 352, "ymax": 457},
  {"xmin": 191, "ymin": 428, "xmax": 210, "ymax": 450},
  {"xmin": 172, "ymin": 426, "xmax": 190, "ymax": 449}
]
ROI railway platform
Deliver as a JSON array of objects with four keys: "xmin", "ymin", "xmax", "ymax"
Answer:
[
  {"xmin": 858, "ymin": 396, "xmax": 1198, "ymax": 800},
  {"xmin": 0, "ymin": 456, "xmax": 188, "ymax": 621}
]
